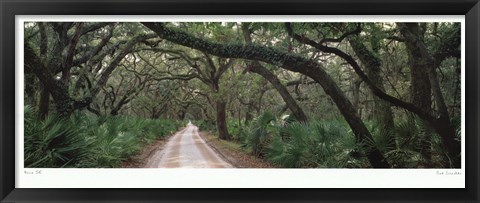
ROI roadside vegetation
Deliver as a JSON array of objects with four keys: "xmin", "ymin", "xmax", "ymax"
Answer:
[
  {"xmin": 200, "ymin": 111, "xmax": 460, "ymax": 168},
  {"xmin": 24, "ymin": 106, "xmax": 181, "ymax": 168}
]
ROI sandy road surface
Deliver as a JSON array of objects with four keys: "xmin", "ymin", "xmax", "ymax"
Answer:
[{"xmin": 145, "ymin": 122, "xmax": 233, "ymax": 168}]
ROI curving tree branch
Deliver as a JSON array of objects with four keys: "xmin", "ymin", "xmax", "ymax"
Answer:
[{"xmin": 284, "ymin": 22, "xmax": 436, "ymax": 124}]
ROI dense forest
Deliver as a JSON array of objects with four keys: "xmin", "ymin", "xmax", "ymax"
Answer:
[{"xmin": 24, "ymin": 22, "xmax": 461, "ymax": 168}]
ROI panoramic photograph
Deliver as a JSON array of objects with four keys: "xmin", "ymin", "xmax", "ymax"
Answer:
[{"xmin": 23, "ymin": 21, "xmax": 461, "ymax": 169}]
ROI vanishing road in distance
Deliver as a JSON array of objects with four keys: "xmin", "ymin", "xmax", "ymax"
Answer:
[{"xmin": 145, "ymin": 122, "xmax": 233, "ymax": 168}]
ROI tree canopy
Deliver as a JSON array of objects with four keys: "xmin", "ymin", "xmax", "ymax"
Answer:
[{"xmin": 24, "ymin": 21, "xmax": 461, "ymax": 168}]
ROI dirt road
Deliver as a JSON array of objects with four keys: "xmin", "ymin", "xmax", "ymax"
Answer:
[{"xmin": 145, "ymin": 122, "xmax": 233, "ymax": 168}]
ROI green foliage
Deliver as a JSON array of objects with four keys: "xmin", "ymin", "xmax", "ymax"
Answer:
[
  {"xmin": 239, "ymin": 112, "xmax": 463, "ymax": 168},
  {"xmin": 24, "ymin": 106, "xmax": 181, "ymax": 168},
  {"xmin": 244, "ymin": 111, "xmax": 279, "ymax": 157},
  {"xmin": 227, "ymin": 120, "xmax": 248, "ymax": 142},
  {"xmin": 265, "ymin": 120, "xmax": 366, "ymax": 168},
  {"xmin": 196, "ymin": 119, "xmax": 216, "ymax": 132},
  {"xmin": 24, "ymin": 106, "xmax": 89, "ymax": 168},
  {"xmin": 24, "ymin": 22, "xmax": 461, "ymax": 169},
  {"xmin": 380, "ymin": 119, "xmax": 424, "ymax": 168},
  {"xmin": 239, "ymin": 112, "xmax": 366, "ymax": 168},
  {"xmin": 364, "ymin": 120, "xmax": 396, "ymax": 154},
  {"xmin": 379, "ymin": 116, "xmax": 461, "ymax": 168}
]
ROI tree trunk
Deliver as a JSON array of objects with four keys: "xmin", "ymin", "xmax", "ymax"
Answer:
[
  {"xmin": 38, "ymin": 84, "xmax": 50, "ymax": 120},
  {"xmin": 352, "ymin": 79, "xmax": 362, "ymax": 115},
  {"xmin": 435, "ymin": 117, "xmax": 460, "ymax": 168},
  {"xmin": 348, "ymin": 36, "xmax": 395, "ymax": 149},
  {"xmin": 25, "ymin": 72, "xmax": 38, "ymax": 108},
  {"xmin": 400, "ymin": 23, "xmax": 438, "ymax": 167},
  {"xmin": 216, "ymin": 100, "xmax": 230, "ymax": 140},
  {"xmin": 25, "ymin": 43, "xmax": 76, "ymax": 118},
  {"xmin": 213, "ymin": 81, "xmax": 230, "ymax": 140},
  {"xmin": 406, "ymin": 41, "xmax": 433, "ymax": 166},
  {"xmin": 50, "ymin": 82, "xmax": 76, "ymax": 118}
]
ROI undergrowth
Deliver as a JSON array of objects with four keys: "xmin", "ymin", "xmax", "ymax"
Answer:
[
  {"xmin": 236, "ymin": 112, "xmax": 461, "ymax": 168},
  {"xmin": 24, "ymin": 106, "xmax": 182, "ymax": 168}
]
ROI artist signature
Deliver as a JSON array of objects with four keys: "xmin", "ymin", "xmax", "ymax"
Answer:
[{"xmin": 436, "ymin": 170, "xmax": 461, "ymax": 175}]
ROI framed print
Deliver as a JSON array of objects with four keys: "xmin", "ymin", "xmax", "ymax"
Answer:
[{"xmin": 1, "ymin": 0, "xmax": 479, "ymax": 202}]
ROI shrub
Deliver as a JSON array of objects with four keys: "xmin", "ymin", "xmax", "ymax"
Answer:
[
  {"xmin": 380, "ymin": 116, "xmax": 458, "ymax": 168},
  {"xmin": 24, "ymin": 106, "xmax": 89, "ymax": 168},
  {"xmin": 244, "ymin": 111, "xmax": 279, "ymax": 157},
  {"xmin": 76, "ymin": 116, "xmax": 182, "ymax": 168},
  {"xmin": 265, "ymin": 120, "xmax": 366, "ymax": 168},
  {"xmin": 24, "ymin": 107, "xmax": 182, "ymax": 168},
  {"xmin": 227, "ymin": 120, "xmax": 248, "ymax": 142},
  {"xmin": 195, "ymin": 119, "xmax": 216, "ymax": 132}
]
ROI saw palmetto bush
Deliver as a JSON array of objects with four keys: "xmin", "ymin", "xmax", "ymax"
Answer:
[
  {"xmin": 242, "ymin": 112, "xmax": 366, "ymax": 168},
  {"xmin": 25, "ymin": 106, "xmax": 181, "ymax": 168},
  {"xmin": 244, "ymin": 111, "xmax": 279, "ymax": 157},
  {"xmin": 76, "ymin": 116, "xmax": 142, "ymax": 167},
  {"xmin": 242, "ymin": 111, "xmax": 463, "ymax": 168},
  {"xmin": 75, "ymin": 115, "xmax": 182, "ymax": 168},
  {"xmin": 265, "ymin": 120, "xmax": 366, "ymax": 168},
  {"xmin": 378, "ymin": 119, "xmax": 424, "ymax": 168},
  {"xmin": 380, "ymin": 116, "xmax": 461, "ymax": 168},
  {"xmin": 24, "ymin": 106, "xmax": 89, "ymax": 168}
]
